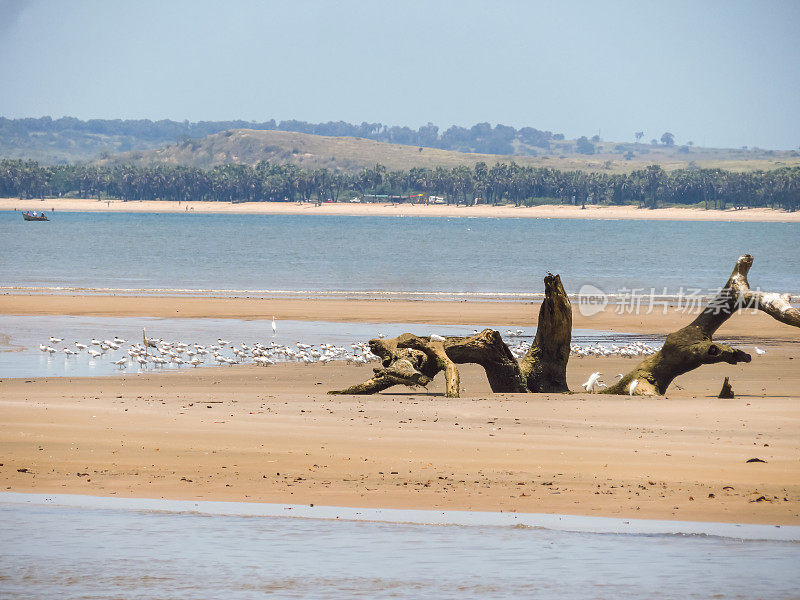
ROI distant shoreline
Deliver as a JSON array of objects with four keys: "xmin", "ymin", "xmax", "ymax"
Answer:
[{"xmin": 2, "ymin": 197, "xmax": 799, "ymax": 222}]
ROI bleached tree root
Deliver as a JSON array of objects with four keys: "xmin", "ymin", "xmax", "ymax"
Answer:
[{"xmin": 604, "ymin": 255, "xmax": 800, "ymax": 396}]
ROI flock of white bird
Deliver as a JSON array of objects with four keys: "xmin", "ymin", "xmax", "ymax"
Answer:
[
  {"xmin": 37, "ymin": 328, "xmax": 662, "ymax": 372},
  {"xmin": 37, "ymin": 329, "xmax": 382, "ymax": 370},
  {"xmin": 504, "ymin": 338, "xmax": 663, "ymax": 360}
]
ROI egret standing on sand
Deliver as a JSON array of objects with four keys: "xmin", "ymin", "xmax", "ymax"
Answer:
[
  {"xmin": 272, "ymin": 316, "xmax": 277, "ymax": 336},
  {"xmin": 582, "ymin": 372, "xmax": 604, "ymax": 393}
]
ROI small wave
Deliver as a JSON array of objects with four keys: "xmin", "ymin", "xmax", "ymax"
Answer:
[{"xmin": 6, "ymin": 285, "xmax": 791, "ymax": 305}]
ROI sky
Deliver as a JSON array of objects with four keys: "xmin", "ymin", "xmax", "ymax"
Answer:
[{"xmin": 1, "ymin": 0, "xmax": 799, "ymax": 149}]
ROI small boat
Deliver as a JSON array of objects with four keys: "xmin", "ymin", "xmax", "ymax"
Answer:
[{"xmin": 22, "ymin": 211, "xmax": 49, "ymax": 221}]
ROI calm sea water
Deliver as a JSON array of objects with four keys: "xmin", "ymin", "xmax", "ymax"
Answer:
[
  {"xmin": 1, "ymin": 496, "xmax": 798, "ymax": 600},
  {"xmin": 2, "ymin": 211, "xmax": 799, "ymax": 295}
]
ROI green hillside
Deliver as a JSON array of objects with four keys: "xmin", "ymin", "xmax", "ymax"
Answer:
[{"xmin": 96, "ymin": 129, "xmax": 800, "ymax": 174}]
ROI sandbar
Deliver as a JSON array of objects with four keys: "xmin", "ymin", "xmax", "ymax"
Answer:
[
  {"xmin": 3, "ymin": 197, "xmax": 799, "ymax": 222},
  {"xmin": 1, "ymin": 296, "xmax": 798, "ymax": 525}
]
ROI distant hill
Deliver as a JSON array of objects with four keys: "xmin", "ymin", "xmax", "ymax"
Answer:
[
  {"xmin": 3, "ymin": 116, "xmax": 799, "ymax": 172},
  {"xmin": 95, "ymin": 128, "xmax": 800, "ymax": 174}
]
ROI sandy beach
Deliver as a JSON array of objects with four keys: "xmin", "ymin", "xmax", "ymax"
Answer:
[
  {"xmin": 3, "ymin": 197, "xmax": 799, "ymax": 222},
  {"xmin": 1, "ymin": 295, "xmax": 798, "ymax": 525}
]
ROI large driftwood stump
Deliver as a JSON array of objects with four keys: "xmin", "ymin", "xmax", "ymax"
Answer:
[
  {"xmin": 520, "ymin": 273, "xmax": 572, "ymax": 392},
  {"xmin": 604, "ymin": 254, "xmax": 800, "ymax": 396},
  {"xmin": 330, "ymin": 273, "xmax": 572, "ymax": 396}
]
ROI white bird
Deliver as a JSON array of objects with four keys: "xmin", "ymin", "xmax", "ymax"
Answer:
[
  {"xmin": 629, "ymin": 379, "xmax": 639, "ymax": 396},
  {"xmin": 49, "ymin": 337, "xmax": 63, "ymax": 343},
  {"xmin": 754, "ymin": 346, "xmax": 766, "ymax": 356},
  {"xmin": 38, "ymin": 344, "xmax": 49, "ymax": 352},
  {"xmin": 430, "ymin": 334, "xmax": 446, "ymax": 342},
  {"xmin": 582, "ymin": 372, "xmax": 602, "ymax": 393},
  {"xmin": 88, "ymin": 349, "xmax": 102, "ymax": 358},
  {"xmin": 74, "ymin": 342, "xmax": 88, "ymax": 350},
  {"xmin": 272, "ymin": 316, "xmax": 277, "ymax": 336},
  {"xmin": 112, "ymin": 358, "xmax": 127, "ymax": 368}
]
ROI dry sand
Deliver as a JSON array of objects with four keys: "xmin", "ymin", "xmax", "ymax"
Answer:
[
  {"xmin": 3, "ymin": 197, "xmax": 799, "ymax": 222},
  {"xmin": 1, "ymin": 296, "xmax": 798, "ymax": 525}
]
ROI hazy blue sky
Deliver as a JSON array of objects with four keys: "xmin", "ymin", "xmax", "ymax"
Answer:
[{"xmin": 1, "ymin": 0, "xmax": 798, "ymax": 149}]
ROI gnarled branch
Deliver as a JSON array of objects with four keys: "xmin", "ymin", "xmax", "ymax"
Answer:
[
  {"xmin": 329, "ymin": 273, "xmax": 572, "ymax": 396},
  {"xmin": 605, "ymin": 254, "xmax": 798, "ymax": 396}
]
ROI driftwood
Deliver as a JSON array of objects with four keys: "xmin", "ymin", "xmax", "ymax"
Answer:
[
  {"xmin": 718, "ymin": 377, "xmax": 735, "ymax": 399},
  {"xmin": 331, "ymin": 255, "xmax": 797, "ymax": 398},
  {"xmin": 519, "ymin": 273, "xmax": 572, "ymax": 392},
  {"xmin": 330, "ymin": 273, "xmax": 572, "ymax": 396},
  {"xmin": 604, "ymin": 254, "xmax": 800, "ymax": 396}
]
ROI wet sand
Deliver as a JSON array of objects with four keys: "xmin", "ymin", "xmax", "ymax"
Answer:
[
  {"xmin": 1, "ymin": 296, "xmax": 798, "ymax": 525},
  {"xmin": 2, "ymin": 293, "xmax": 799, "ymax": 339},
  {"xmin": 3, "ymin": 197, "xmax": 799, "ymax": 222}
]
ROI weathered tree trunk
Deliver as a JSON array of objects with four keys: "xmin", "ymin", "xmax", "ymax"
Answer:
[
  {"xmin": 519, "ymin": 273, "xmax": 572, "ymax": 392},
  {"xmin": 329, "ymin": 273, "xmax": 572, "ymax": 396},
  {"xmin": 396, "ymin": 334, "xmax": 460, "ymax": 397},
  {"xmin": 604, "ymin": 254, "xmax": 800, "ymax": 396},
  {"xmin": 441, "ymin": 329, "xmax": 528, "ymax": 393},
  {"xmin": 328, "ymin": 337, "xmax": 437, "ymax": 395}
]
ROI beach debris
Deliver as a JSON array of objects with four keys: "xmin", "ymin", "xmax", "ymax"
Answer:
[
  {"xmin": 746, "ymin": 458, "xmax": 767, "ymax": 463},
  {"xmin": 330, "ymin": 273, "xmax": 572, "ymax": 397},
  {"xmin": 603, "ymin": 254, "xmax": 800, "ymax": 396},
  {"xmin": 718, "ymin": 377, "xmax": 735, "ymax": 398}
]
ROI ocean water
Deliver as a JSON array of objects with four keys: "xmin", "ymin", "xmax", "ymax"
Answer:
[
  {"xmin": 1, "ymin": 495, "xmax": 798, "ymax": 600},
  {"xmin": 2, "ymin": 210, "xmax": 799, "ymax": 296}
]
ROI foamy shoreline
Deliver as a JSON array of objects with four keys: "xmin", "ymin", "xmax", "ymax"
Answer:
[
  {"xmin": 3, "ymin": 197, "xmax": 799, "ymax": 222},
  {"xmin": 3, "ymin": 492, "xmax": 797, "ymax": 541}
]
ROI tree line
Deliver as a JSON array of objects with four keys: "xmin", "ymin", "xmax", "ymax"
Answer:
[
  {"xmin": 1, "ymin": 116, "xmax": 559, "ymax": 156},
  {"xmin": 1, "ymin": 159, "xmax": 798, "ymax": 211}
]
